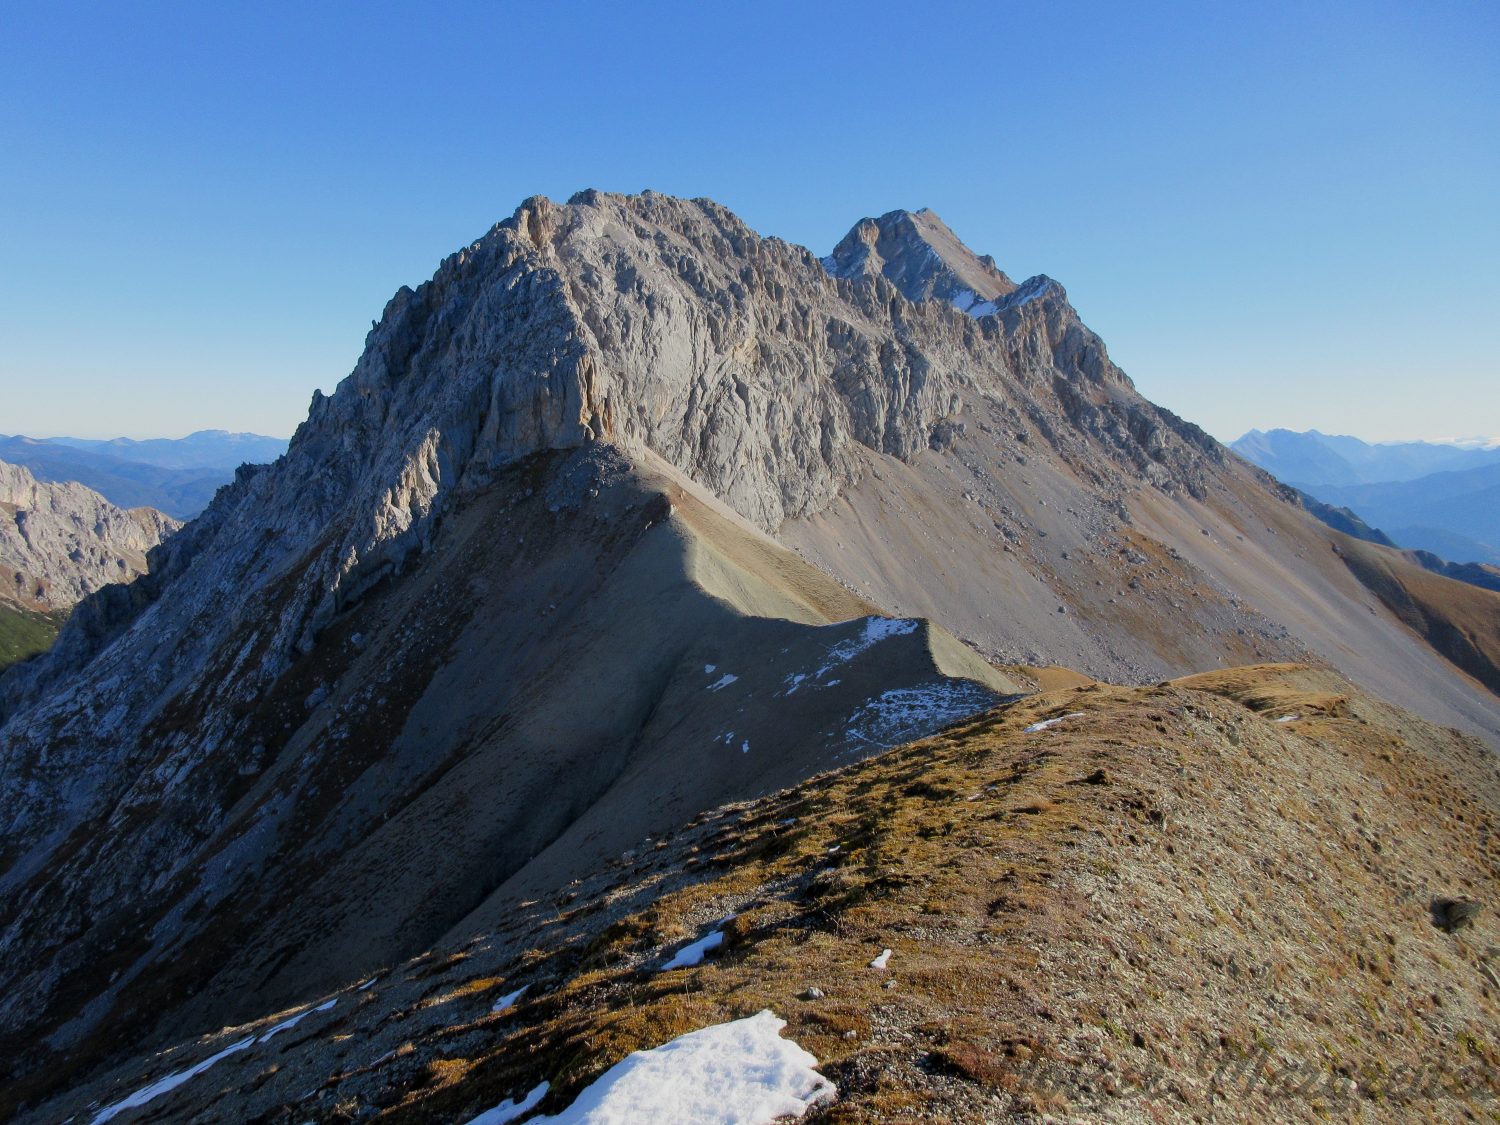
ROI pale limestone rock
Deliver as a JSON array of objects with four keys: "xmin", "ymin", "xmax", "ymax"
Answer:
[{"xmin": 0, "ymin": 459, "xmax": 177, "ymax": 610}]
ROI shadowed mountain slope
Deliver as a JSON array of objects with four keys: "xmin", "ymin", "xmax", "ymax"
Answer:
[
  {"xmin": 0, "ymin": 445, "xmax": 1019, "ymax": 1100},
  {"xmin": 1306, "ymin": 461, "xmax": 1500, "ymax": 567},
  {"xmin": 1334, "ymin": 533, "xmax": 1500, "ymax": 695}
]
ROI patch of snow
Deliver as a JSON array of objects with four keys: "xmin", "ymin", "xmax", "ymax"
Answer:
[
  {"xmin": 491, "ymin": 985, "xmax": 528, "ymax": 1013},
  {"xmin": 1005, "ymin": 276, "xmax": 1055, "ymax": 308},
  {"xmin": 704, "ymin": 664, "xmax": 717, "ymax": 674},
  {"xmin": 845, "ymin": 680, "xmax": 996, "ymax": 746},
  {"xmin": 357, "ymin": 977, "xmax": 379, "ymax": 991},
  {"xmin": 785, "ymin": 617, "xmax": 920, "ymax": 695},
  {"xmin": 1275, "ymin": 714, "xmax": 1300, "ymax": 723},
  {"xmin": 89, "ymin": 1035, "xmax": 255, "ymax": 1124},
  {"xmin": 462, "ymin": 1081, "xmax": 550, "ymax": 1125},
  {"xmin": 530, "ymin": 1010, "xmax": 832, "ymax": 1123},
  {"xmin": 87, "ymin": 992, "xmax": 341, "ymax": 1123},
  {"xmin": 869, "ymin": 949, "xmax": 893, "ymax": 970},
  {"xmin": 1023, "ymin": 712, "xmax": 1085, "ymax": 733},
  {"xmin": 708, "ymin": 673, "xmax": 739, "ymax": 692},
  {"xmin": 257, "ymin": 1010, "xmax": 312, "ymax": 1044},
  {"xmin": 740, "ymin": 739, "xmax": 750, "ymax": 754},
  {"xmin": 1427, "ymin": 435, "xmax": 1500, "ymax": 450},
  {"xmin": 661, "ymin": 929, "xmax": 725, "ymax": 971},
  {"xmin": 257, "ymin": 997, "xmax": 334, "ymax": 1044}
]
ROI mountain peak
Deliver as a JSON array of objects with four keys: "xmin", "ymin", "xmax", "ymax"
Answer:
[{"xmin": 823, "ymin": 207, "xmax": 1019, "ymax": 313}]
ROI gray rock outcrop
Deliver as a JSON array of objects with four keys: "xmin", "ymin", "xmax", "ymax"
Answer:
[
  {"xmin": 823, "ymin": 207, "xmax": 1018, "ymax": 312},
  {"xmin": 0, "ymin": 459, "xmax": 177, "ymax": 610}
]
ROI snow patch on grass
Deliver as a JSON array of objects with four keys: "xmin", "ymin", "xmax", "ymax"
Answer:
[
  {"xmin": 491, "ymin": 985, "xmax": 528, "ymax": 1014},
  {"xmin": 661, "ymin": 929, "xmax": 725, "ymax": 971},
  {"xmin": 1024, "ymin": 712, "xmax": 1085, "ymax": 733},
  {"xmin": 86, "ymin": 996, "xmax": 340, "ymax": 1122},
  {"xmin": 462, "ymin": 1080, "xmax": 550, "ymax": 1124},
  {"xmin": 88, "ymin": 1036, "xmax": 256, "ymax": 1124},
  {"xmin": 530, "ymin": 1010, "xmax": 832, "ymax": 1123},
  {"xmin": 845, "ymin": 680, "xmax": 995, "ymax": 746},
  {"xmin": 257, "ymin": 997, "xmax": 336, "ymax": 1044}
]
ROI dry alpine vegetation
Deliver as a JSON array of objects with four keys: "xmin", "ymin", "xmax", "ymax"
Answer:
[{"xmin": 30, "ymin": 664, "xmax": 1499, "ymax": 1124}]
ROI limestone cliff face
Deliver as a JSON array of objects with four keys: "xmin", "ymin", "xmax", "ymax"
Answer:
[
  {"xmin": 0, "ymin": 459, "xmax": 177, "ymax": 611},
  {"xmin": 1, "ymin": 192, "xmax": 1209, "ymax": 728}
]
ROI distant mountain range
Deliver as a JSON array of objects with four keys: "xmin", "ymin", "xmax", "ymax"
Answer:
[
  {"xmin": 0, "ymin": 430, "xmax": 287, "ymax": 519},
  {"xmin": 1232, "ymin": 428, "xmax": 1500, "ymax": 565},
  {"xmin": 1233, "ymin": 428, "xmax": 1500, "ymax": 487}
]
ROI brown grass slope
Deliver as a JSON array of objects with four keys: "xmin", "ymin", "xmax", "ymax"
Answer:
[
  {"xmin": 27, "ymin": 664, "xmax": 1500, "ymax": 1124},
  {"xmin": 1335, "ymin": 533, "xmax": 1500, "ymax": 696}
]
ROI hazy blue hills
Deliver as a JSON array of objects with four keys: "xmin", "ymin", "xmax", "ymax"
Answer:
[
  {"xmin": 1233, "ymin": 429, "xmax": 1500, "ymax": 566},
  {"xmin": 37, "ymin": 430, "xmax": 287, "ymax": 470},
  {"xmin": 0, "ymin": 430, "xmax": 287, "ymax": 519},
  {"xmin": 1232, "ymin": 428, "xmax": 1500, "ymax": 488},
  {"xmin": 1307, "ymin": 462, "xmax": 1500, "ymax": 566}
]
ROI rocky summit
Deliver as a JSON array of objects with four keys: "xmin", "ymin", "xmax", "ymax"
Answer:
[{"xmin": 1, "ymin": 191, "xmax": 1498, "ymax": 1124}]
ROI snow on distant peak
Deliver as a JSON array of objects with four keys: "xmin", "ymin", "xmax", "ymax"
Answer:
[
  {"xmin": 1438, "ymin": 435, "xmax": 1500, "ymax": 450},
  {"xmin": 1002, "ymin": 274, "xmax": 1060, "ymax": 308},
  {"xmin": 512, "ymin": 1009, "xmax": 833, "ymax": 1123}
]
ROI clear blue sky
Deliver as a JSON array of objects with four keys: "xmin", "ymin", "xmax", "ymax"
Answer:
[{"xmin": 2, "ymin": 0, "xmax": 1495, "ymax": 443}]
